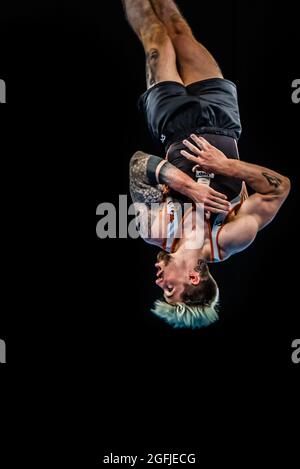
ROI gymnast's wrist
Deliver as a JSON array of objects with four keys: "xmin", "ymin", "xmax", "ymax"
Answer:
[
  {"xmin": 183, "ymin": 179, "xmax": 199, "ymax": 198},
  {"xmin": 221, "ymin": 158, "xmax": 239, "ymax": 177}
]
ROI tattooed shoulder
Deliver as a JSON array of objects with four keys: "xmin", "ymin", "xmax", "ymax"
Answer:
[{"xmin": 129, "ymin": 151, "xmax": 163, "ymax": 206}]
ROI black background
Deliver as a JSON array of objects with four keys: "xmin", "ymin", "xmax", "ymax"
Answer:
[{"xmin": 1, "ymin": 0, "xmax": 299, "ymax": 466}]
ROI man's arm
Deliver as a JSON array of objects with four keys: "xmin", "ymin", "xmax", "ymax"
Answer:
[
  {"xmin": 130, "ymin": 151, "xmax": 230, "ymax": 213},
  {"xmin": 181, "ymin": 135, "xmax": 291, "ymax": 229},
  {"xmin": 181, "ymin": 135, "xmax": 291, "ymax": 255},
  {"xmin": 222, "ymin": 159, "xmax": 291, "ymax": 229},
  {"xmin": 218, "ymin": 160, "xmax": 290, "ymax": 255}
]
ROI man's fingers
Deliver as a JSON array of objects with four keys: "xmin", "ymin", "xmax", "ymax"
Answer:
[
  {"xmin": 191, "ymin": 134, "xmax": 210, "ymax": 149},
  {"xmin": 205, "ymin": 205, "xmax": 229, "ymax": 214},
  {"xmin": 209, "ymin": 196, "xmax": 231, "ymax": 209},
  {"xmin": 182, "ymin": 139, "xmax": 202, "ymax": 155},
  {"xmin": 209, "ymin": 198, "xmax": 231, "ymax": 210},
  {"xmin": 180, "ymin": 149, "xmax": 200, "ymax": 164},
  {"xmin": 210, "ymin": 188, "xmax": 228, "ymax": 200}
]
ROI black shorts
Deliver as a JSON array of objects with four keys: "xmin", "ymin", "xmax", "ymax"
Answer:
[{"xmin": 138, "ymin": 78, "xmax": 242, "ymax": 151}]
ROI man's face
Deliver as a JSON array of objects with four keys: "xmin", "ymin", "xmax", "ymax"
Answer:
[{"xmin": 155, "ymin": 251, "xmax": 187, "ymax": 303}]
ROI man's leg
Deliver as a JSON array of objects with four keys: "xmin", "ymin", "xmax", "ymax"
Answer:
[
  {"xmin": 123, "ymin": 0, "xmax": 183, "ymax": 88},
  {"xmin": 150, "ymin": 0, "xmax": 223, "ymax": 85}
]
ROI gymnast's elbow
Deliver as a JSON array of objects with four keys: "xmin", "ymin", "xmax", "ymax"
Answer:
[{"xmin": 130, "ymin": 150, "xmax": 148, "ymax": 166}]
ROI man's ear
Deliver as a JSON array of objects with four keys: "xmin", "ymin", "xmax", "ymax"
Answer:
[{"xmin": 189, "ymin": 271, "xmax": 201, "ymax": 286}]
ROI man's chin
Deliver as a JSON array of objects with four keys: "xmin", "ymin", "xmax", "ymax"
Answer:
[{"xmin": 165, "ymin": 297, "xmax": 180, "ymax": 305}]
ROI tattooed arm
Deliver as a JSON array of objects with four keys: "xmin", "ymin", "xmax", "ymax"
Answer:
[
  {"xmin": 216, "ymin": 161, "xmax": 291, "ymax": 256},
  {"xmin": 129, "ymin": 151, "xmax": 165, "ymax": 206},
  {"xmin": 220, "ymin": 160, "xmax": 291, "ymax": 231},
  {"xmin": 181, "ymin": 135, "xmax": 291, "ymax": 231},
  {"xmin": 181, "ymin": 135, "xmax": 291, "ymax": 256},
  {"xmin": 130, "ymin": 151, "xmax": 230, "ymax": 212}
]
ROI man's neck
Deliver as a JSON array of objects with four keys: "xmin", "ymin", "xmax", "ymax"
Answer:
[
  {"xmin": 174, "ymin": 237, "xmax": 211, "ymax": 263},
  {"xmin": 173, "ymin": 217, "xmax": 212, "ymax": 261}
]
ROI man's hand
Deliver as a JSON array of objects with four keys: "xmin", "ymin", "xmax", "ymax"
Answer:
[
  {"xmin": 130, "ymin": 150, "xmax": 230, "ymax": 213},
  {"xmin": 180, "ymin": 133, "xmax": 291, "ymax": 235},
  {"xmin": 185, "ymin": 181, "xmax": 230, "ymax": 214},
  {"xmin": 180, "ymin": 134, "xmax": 230, "ymax": 174}
]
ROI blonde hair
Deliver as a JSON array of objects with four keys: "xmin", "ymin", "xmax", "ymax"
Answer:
[{"xmin": 151, "ymin": 289, "xmax": 220, "ymax": 329}]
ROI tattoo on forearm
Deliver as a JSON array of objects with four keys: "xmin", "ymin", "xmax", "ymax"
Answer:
[{"xmin": 262, "ymin": 172, "xmax": 282, "ymax": 188}]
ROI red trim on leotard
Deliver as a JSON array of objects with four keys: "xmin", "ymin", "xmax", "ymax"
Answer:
[
  {"xmin": 170, "ymin": 206, "xmax": 193, "ymax": 253},
  {"xmin": 207, "ymin": 220, "xmax": 215, "ymax": 262}
]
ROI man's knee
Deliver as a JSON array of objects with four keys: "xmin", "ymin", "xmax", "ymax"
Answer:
[
  {"xmin": 141, "ymin": 22, "xmax": 169, "ymax": 47},
  {"xmin": 168, "ymin": 14, "xmax": 192, "ymax": 37}
]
